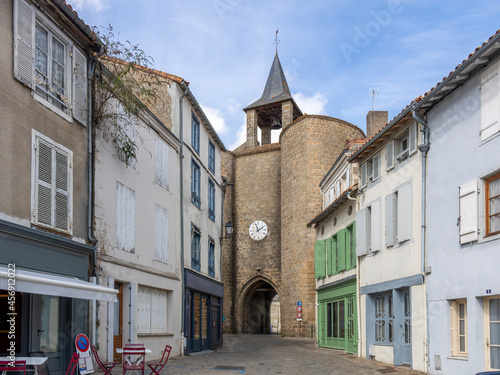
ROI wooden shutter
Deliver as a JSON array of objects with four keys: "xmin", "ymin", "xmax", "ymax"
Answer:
[
  {"xmin": 137, "ymin": 286, "xmax": 151, "ymax": 334},
  {"xmin": 151, "ymin": 288, "xmax": 167, "ymax": 334},
  {"xmin": 346, "ymin": 167, "xmax": 350, "ymax": 188},
  {"xmin": 154, "ymin": 204, "xmax": 169, "ymax": 263},
  {"xmin": 155, "ymin": 137, "xmax": 169, "ymax": 188},
  {"xmin": 371, "ymin": 200, "xmax": 382, "ymax": 252},
  {"xmin": 372, "ymin": 154, "xmax": 380, "ymax": 180},
  {"xmin": 116, "ymin": 182, "xmax": 135, "ymax": 252},
  {"xmin": 356, "ymin": 209, "xmax": 367, "ymax": 256},
  {"xmin": 480, "ymin": 63, "xmax": 500, "ymax": 141},
  {"xmin": 326, "ymin": 237, "xmax": 333, "ymax": 276},
  {"xmin": 397, "ymin": 183, "xmax": 412, "ymax": 242},
  {"xmin": 459, "ymin": 180, "xmax": 478, "ymax": 244},
  {"xmin": 338, "ymin": 229, "xmax": 346, "ymax": 272},
  {"xmin": 314, "ymin": 240, "xmax": 326, "ymax": 279},
  {"xmin": 54, "ymin": 150, "xmax": 69, "ymax": 231},
  {"xmin": 361, "ymin": 162, "xmax": 367, "ymax": 187},
  {"xmin": 385, "ymin": 193, "xmax": 395, "ymax": 247},
  {"xmin": 386, "ymin": 141, "xmax": 394, "ymax": 171},
  {"xmin": 14, "ymin": 0, "xmax": 34, "ymax": 88},
  {"xmin": 36, "ymin": 139, "xmax": 53, "ymax": 226},
  {"xmin": 72, "ymin": 46, "xmax": 88, "ymax": 126},
  {"xmin": 409, "ymin": 123, "xmax": 418, "ymax": 155}
]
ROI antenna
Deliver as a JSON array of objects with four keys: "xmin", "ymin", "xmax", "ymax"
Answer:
[
  {"xmin": 369, "ymin": 87, "xmax": 379, "ymax": 111},
  {"xmin": 274, "ymin": 28, "xmax": 280, "ymax": 54}
]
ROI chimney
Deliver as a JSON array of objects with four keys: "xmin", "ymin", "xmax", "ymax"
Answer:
[{"xmin": 366, "ymin": 111, "xmax": 388, "ymax": 138}]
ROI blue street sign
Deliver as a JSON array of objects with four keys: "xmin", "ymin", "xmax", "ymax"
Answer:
[{"xmin": 297, "ymin": 301, "xmax": 302, "ymax": 307}]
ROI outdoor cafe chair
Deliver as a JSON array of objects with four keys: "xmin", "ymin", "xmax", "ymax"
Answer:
[
  {"xmin": 122, "ymin": 348, "xmax": 145, "ymax": 375},
  {"xmin": 146, "ymin": 345, "xmax": 171, "ymax": 375},
  {"xmin": 91, "ymin": 346, "xmax": 117, "ymax": 375},
  {"xmin": 64, "ymin": 353, "xmax": 79, "ymax": 375},
  {"xmin": 0, "ymin": 360, "xmax": 27, "ymax": 375}
]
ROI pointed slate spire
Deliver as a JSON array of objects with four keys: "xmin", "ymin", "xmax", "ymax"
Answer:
[{"xmin": 244, "ymin": 53, "xmax": 293, "ymax": 111}]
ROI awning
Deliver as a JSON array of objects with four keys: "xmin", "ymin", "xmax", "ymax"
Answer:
[{"xmin": 0, "ymin": 267, "xmax": 117, "ymax": 302}]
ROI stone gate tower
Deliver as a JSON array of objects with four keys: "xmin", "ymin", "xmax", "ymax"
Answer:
[{"xmin": 222, "ymin": 53, "xmax": 364, "ymax": 337}]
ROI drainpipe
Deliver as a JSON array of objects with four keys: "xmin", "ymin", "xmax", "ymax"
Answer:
[
  {"xmin": 88, "ymin": 44, "xmax": 105, "ymax": 346},
  {"xmin": 347, "ymin": 190, "xmax": 362, "ymax": 356},
  {"xmin": 412, "ymin": 109, "xmax": 430, "ymax": 371},
  {"xmin": 179, "ymin": 82, "xmax": 189, "ymax": 356}
]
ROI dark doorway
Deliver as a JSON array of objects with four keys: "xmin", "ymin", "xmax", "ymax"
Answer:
[{"xmin": 242, "ymin": 280, "xmax": 278, "ymax": 334}]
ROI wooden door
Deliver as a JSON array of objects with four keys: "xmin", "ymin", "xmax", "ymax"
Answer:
[{"xmin": 113, "ymin": 282, "xmax": 123, "ymax": 362}]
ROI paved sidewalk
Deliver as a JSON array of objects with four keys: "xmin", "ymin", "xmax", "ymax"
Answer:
[{"xmin": 157, "ymin": 334, "xmax": 425, "ymax": 375}]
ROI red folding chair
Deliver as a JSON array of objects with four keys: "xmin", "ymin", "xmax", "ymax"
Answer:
[
  {"xmin": 65, "ymin": 353, "xmax": 79, "ymax": 375},
  {"xmin": 146, "ymin": 345, "xmax": 171, "ymax": 375},
  {"xmin": 0, "ymin": 360, "xmax": 27, "ymax": 375},
  {"xmin": 91, "ymin": 345, "xmax": 117, "ymax": 375},
  {"xmin": 122, "ymin": 347, "xmax": 145, "ymax": 375}
]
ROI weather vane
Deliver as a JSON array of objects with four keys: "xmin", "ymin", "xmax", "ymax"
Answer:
[{"xmin": 274, "ymin": 28, "xmax": 280, "ymax": 54}]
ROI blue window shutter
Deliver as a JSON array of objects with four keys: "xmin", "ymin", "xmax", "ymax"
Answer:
[
  {"xmin": 356, "ymin": 209, "xmax": 367, "ymax": 256},
  {"xmin": 386, "ymin": 193, "xmax": 394, "ymax": 247},
  {"xmin": 338, "ymin": 229, "xmax": 346, "ymax": 272},
  {"xmin": 314, "ymin": 240, "xmax": 326, "ymax": 279},
  {"xmin": 397, "ymin": 182, "xmax": 412, "ymax": 242}
]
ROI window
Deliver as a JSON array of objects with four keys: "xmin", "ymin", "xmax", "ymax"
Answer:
[
  {"xmin": 208, "ymin": 238, "xmax": 215, "ymax": 277},
  {"xmin": 324, "ymin": 224, "xmax": 356, "ymax": 278},
  {"xmin": 361, "ymin": 153, "xmax": 381, "ymax": 187},
  {"xmin": 191, "ymin": 113, "xmax": 200, "ymax": 154},
  {"xmin": 14, "ymin": 0, "xmax": 88, "ymax": 124},
  {"xmin": 486, "ymin": 172, "xmax": 500, "ymax": 237},
  {"xmin": 116, "ymin": 182, "xmax": 135, "ymax": 252},
  {"xmin": 154, "ymin": 204, "xmax": 169, "ymax": 263},
  {"xmin": 356, "ymin": 200, "xmax": 381, "ymax": 255},
  {"xmin": 31, "ymin": 131, "xmax": 73, "ymax": 233},
  {"xmin": 191, "ymin": 159, "xmax": 201, "ymax": 208},
  {"xmin": 191, "ymin": 225, "xmax": 201, "ymax": 271},
  {"xmin": 371, "ymin": 153, "xmax": 381, "ymax": 182},
  {"xmin": 375, "ymin": 293, "xmax": 394, "ymax": 344},
  {"xmin": 451, "ymin": 299, "xmax": 468, "ymax": 357},
  {"xmin": 385, "ymin": 182, "xmax": 412, "ymax": 247},
  {"xmin": 155, "ymin": 137, "xmax": 169, "ymax": 189},
  {"xmin": 208, "ymin": 178, "xmax": 215, "ymax": 222},
  {"xmin": 480, "ymin": 61, "xmax": 500, "ymax": 141},
  {"xmin": 117, "ymin": 118, "xmax": 136, "ymax": 168},
  {"xmin": 208, "ymin": 140, "xmax": 216, "ymax": 174},
  {"xmin": 137, "ymin": 286, "xmax": 169, "ymax": 334},
  {"xmin": 395, "ymin": 124, "xmax": 417, "ymax": 163}
]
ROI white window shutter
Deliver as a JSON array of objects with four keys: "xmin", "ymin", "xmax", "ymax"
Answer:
[
  {"xmin": 371, "ymin": 199, "xmax": 382, "ymax": 252},
  {"xmin": 480, "ymin": 63, "xmax": 500, "ymax": 141},
  {"xmin": 137, "ymin": 286, "xmax": 151, "ymax": 334},
  {"xmin": 397, "ymin": 182, "xmax": 412, "ymax": 242},
  {"xmin": 151, "ymin": 289, "xmax": 167, "ymax": 334},
  {"xmin": 356, "ymin": 209, "xmax": 367, "ymax": 256},
  {"xmin": 409, "ymin": 123, "xmax": 418, "ymax": 155},
  {"xmin": 36, "ymin": 139, "xmax": 53, "ymax": 227},
  {"xmin": 361, "ymin": 162, "xmax": 367, "ymax": 187},
  {"xmin": 385, "ymin": 193, "xmax": 394, "ymax": 247},
  {"xmin": 386, "ymin": 141, "xmax": 394, "ymax": 170},
  {"xmin": 155, "ymin": 137, "xmax": 169, "ymax": 189},
  {"xmin": 346, "ymin": 167, "xmax": 350, "ymax": 188},
  {"xmin": 116, "ymin": 182, "xmax": 136, "ymax": 252},
  {"xmin": 14, "ymin": 0, "xmax": 34, "ymax": 88},
  {"xmin": 54, "ymin": 150, "xmax": 70, "ymax": 231},
  {"xmin": 459, "ymin": 180, "xmax": 478, "ymax": 244},
  {"xmin": 154, "ymin": 204, "xmax": 169, "ymax": 263},
  {"xmin": 72, "ymin": 46, "xmax": 88, "ymax": 126}
]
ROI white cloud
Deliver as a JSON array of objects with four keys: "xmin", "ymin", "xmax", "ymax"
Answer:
[
  {"xmin": 293, "ymin": 92, "xmax": 328, "ymax": 115},
  {"xmin": 229, "ymin": 122, "xmax": 247, "ymax": 151},
  {"xmin": 201, "ymin": 105, "xmax": 228, "ymax": 135},
  {"xmin": 69, "ymin": 0, "xmax": 108, "ymax": 12}
]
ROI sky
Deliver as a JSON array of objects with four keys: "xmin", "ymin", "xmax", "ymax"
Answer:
[{"xmin": 73, "ymin": 0, "xmax": 500, "ymax": 150}]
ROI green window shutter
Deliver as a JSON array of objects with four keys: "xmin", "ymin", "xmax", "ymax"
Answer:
[
  {"xmin": 326, "ymin": 237, "xmax": 333, "ymax": 276},
  {"xmin": 338, "ymin": 229, "xmax": 346, "ymax": 272},
  {"xmin": 314, "ymin": 240, "xmax": 326, "ymax": 279},
  {"xmin": 346, "ymin": 225, "xmax": 352, "ymax": 270},
  {"xmin": 352, "ymin": 222, "xmax": 356, "ymax": 268},
  {"xmin": 331, "ymin": 235, "xmax": 337, "ymax": 275}
]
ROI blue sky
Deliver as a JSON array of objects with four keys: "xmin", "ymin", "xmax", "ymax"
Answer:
[{"xmin": 73, "ymin": 0, "xmax": 500, "ymax": 150}]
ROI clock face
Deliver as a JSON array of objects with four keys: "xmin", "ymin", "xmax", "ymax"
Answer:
[{"xmin": 249, "ymin": 220, "xmax": 268, "ymax": 241}]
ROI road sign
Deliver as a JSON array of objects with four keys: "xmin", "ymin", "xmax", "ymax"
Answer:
[
  {"xmin": 296, "ymin": 312, "xmax": 302, "ymax": 319},
  {"xmin": 75, "ymin": 333, "xmax": 94, "ymax": 375},
  {"xmin": 296, "ymin": 306, "xmax": 302, "ymax": 312},
  {"xmin": 297, "ymin": 301, "xmax": 302, "ymax": 307}
]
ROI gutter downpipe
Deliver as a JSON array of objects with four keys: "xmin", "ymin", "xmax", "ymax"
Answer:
[
  {"xmin": 347, "ymin": 191, "xmax": 362, "ymax": 356},
  {"xmin": 412, "ymin": 108, "xmax": 430, "ymax": 372},
  {"xmin": 179, "ymin": 82, "xmax": 189, "ymax": 356},
  {"xmin": 88, "ymin": 44, "xmax": 105, "ymax": 346}
]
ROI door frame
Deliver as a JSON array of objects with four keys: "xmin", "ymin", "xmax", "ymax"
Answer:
[
  {"xmin": 112, "ymin": 282, "xmax": 123, "ymax": 362},
  {"xmin": 485, "ymin": 296, "xmax": 500, "ymax": 370}
]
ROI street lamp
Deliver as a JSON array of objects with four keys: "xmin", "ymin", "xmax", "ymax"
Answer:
[{"xmin": 221, "ymin": 221, "xmax": 233, "ymax": 241}]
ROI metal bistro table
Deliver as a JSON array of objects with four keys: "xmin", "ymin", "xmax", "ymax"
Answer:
[
  {"xmin": 0, "ymin": 357, "xmax": 48, "ymax": 375},
  {"xmin": 116, "ymin": 348, "xmax": 151, "ymax": 375}
]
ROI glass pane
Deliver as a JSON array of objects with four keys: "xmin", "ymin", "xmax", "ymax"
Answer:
[
  {"xmin": 52, "ymin": 38, "xmax": 64, "ymax": 65},
  {"xmin": 491, "ymin": 323, "xmax": 500, "ymax": 346},
  {"xmin": 490, "ymin": 177, "xmax": 500, "ymax": 197},
  {"xmin": 376, "ymin": 321, "xmax": 385, "ymax": 342},
  {"xmin": 491, "ymin": 346, "xmax": 500, "ymax": 370},
  {"xmin": 193, "ymin": 293, "xmax": 200, "ymax": 339},
  {"xmin": 459, "ymin": 319, "xmax": 465, "ymax": 335},
  {"xmin": 490, "ymin": 197, "xmax": 500, "ymax": 216},
  {"xmin": 327, "ymin": 303, "xmax": 332, "ymax": 338},
  {"xmin": 490, "ymin": 299, "xmax": 500, "ymax": 321},
  {"xmin": 333, "ymin": 302, "xmax": 338, "ymax": 338},
  {"xmin": 40, "ymin": 296, "xmax": 59, "ymax": 352},
  {"xmin": 459, "ymin": 337, "xmax": 466, "ymax": 352},
  {"xmin": 339, "ymin": 301, "xmax": 345, "ymax": 339},
  {"xmin": 51, "ymin": 63, "xmax": 65, "ymax": 94},
  {"xmin": 459, "ymin": 303, "xmax": 465, "ymax": 319},
  {"xmin": 113, "ymin": 295, "xmax": 120, "ymax": 336},
  {"xmin": 376, "ymin": 296, "xmax": 385, "ymax": 318},
  {"xmin": 490, "ymin": 214, "xmax": 500, "ymax": 233},
  {"xmin": 389, "ymin": 320, "xmax": 394, "ymax": 342},
  {"xmin": 35, "ymin": 24, "xmax": 48, "ymax": 77},
  {"xmin": 201, "ymin": 296, "xmax": 208, "ymax": 340}
]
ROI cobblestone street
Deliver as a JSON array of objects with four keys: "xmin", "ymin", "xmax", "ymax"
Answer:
[{"xmin": 158, "ymin": 334, "xmax": 425, "ymax": 375}]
